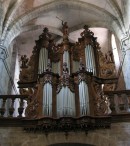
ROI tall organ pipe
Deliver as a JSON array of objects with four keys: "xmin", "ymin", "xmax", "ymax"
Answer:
[
  {"xmin": 38, "ymin": 47, "xmax": 48, "ymax": 74},
  {"xmin": 57, "ymin": 86, "xmax": 75, "ymax": 117},
  {"xmin": 79, "ymin": 81, "xmax": 90, "ymax": 115},
  {"xmin": 85, "ymin": 45, "xmax": 96, "ymax": 75},
  {"xmin": 43, "ymin": 83, "xmax": 52, "ymax": 116}
]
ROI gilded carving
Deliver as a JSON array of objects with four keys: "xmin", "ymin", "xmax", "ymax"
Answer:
[
  {"xmin": 98, "ymin": 50, "xmax": 116, "ymax": 78},
  {"xmin": 92, "ymin": 82, "xmax": 111, "ymax": 115},
  {"xmin": 25, "ymin": 84, "xmax": 41, "ymax": 118},
  {"xmin": 19, "ymin": 47, "xmax": 38, "ymax": 83},
  {"xmin": 49, "ymin": 44, "xmax": 60, "ymax": 62},
  {"xmin": 73, "ymin": 42, "xmax": 80, "ymax": 61},
  {"xmin": 20, "ymin": 55, "xmax": 29, "ymax": 68},
  {"xmin": 43, "ymin": 74, "xmax": 52, "ymax": 85},
  {"xmin": 57, "ymin": 62, "xmax": 74, "ymax": 93},
  {"xmin": 103, "ymin": 84, "xmax": 115, "ymax": 91}
]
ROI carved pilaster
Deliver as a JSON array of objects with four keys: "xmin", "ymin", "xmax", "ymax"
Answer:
[
  {"xmin": 74, "ymin": 76, "xmax": 80, "ymax": 117},
  {"xmin": 52, "ymin": 76, "xmax": 59, "ymax": 118}
]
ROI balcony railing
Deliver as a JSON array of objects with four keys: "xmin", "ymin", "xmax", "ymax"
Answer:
[
  {"xmin": 0, "ymin": 95, "xmax": 28, "ymax": 118},
  {"xmin": 0, "ymin": 91, "xmax": 130, "ymax": 133},
  {"xmin": 104, "ymin": 90, "xmax": 130, "ymax": 114},
  {"xmin": 0, "ymin": 91, "xmax": 130, "ymax": 118}
]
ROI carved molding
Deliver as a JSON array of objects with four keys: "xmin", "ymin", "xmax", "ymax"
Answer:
[{"xmin": 23, "ymin": 116, "xmax": 111, "ymax": 134}]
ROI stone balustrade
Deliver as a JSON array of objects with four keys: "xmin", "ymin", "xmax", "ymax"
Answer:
[
  {"xmin": 0, "ymin": 95, "xmax": 28, "ymax": 118},
  {"xmin": 104, "ymin": 90, "xmax": 130, "ymax": 114}
]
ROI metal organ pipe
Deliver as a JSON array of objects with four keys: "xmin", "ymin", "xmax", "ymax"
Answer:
[
  {"xmin": 43, "ymin": 83, "xmax": 52, "ymax": 116},
  {"xmin": 79, "ymin": 81, "xmax": 90, "ymax": 116},
  {"xmin": 57, "ymin": 87, "xmax": 75, "ymax": 117},
  {"xmin": 85, "ymin": 45, "xmax": 96, "ymax": 75},
  {"xmin": 38, "ymin": 47, "xmax": 48, "ymax": 74}
]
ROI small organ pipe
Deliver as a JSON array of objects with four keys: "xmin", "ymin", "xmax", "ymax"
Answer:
[{"xmin": 85, "ymin": 45, "xmax": 96, "ymax": 75}]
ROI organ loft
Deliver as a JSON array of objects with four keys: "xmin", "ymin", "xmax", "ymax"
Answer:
[{"xmin": 18, "ymin": 22, "xmax": 117, "ymax": 132}]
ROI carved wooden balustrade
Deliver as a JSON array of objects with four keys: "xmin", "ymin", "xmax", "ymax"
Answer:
[
  {"xmin": 0, "ymin": 95, "xmax": 28, "ymax": 118},
  {"xmin": 0, "ymin": 91, "xmax": 130, "ymax": 132},
  {"xmin": 104, "ymin": 90, "xmax": 130, "ymax": 122},
  {"xmin": 104, "ymin": 90, "xmax": 130, "ymax": 114}
]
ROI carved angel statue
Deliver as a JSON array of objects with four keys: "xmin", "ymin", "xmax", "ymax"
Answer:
[
  {"xmin": 62, "ymin": 21, "xmax": 69, "ymax": 36},
  {"xmin": 46, "ymin": 59, "xmax": 52, "ymax": 72},
  {"xmin": 62, "ymin": 62, "xmax": 69, "ymax": 79},
  {"xmin": 79, "ymin": 58, "xmax": 85, "ymax": 71},
  {"xmin": 20, "ymin": 55, "xmax": 28, "ymax": 68},
  {"xmin": 104, "ymin": 97, "xmax": 112, "ymax": 114},
  {"xmin": 105, "ymin": 50, "xmax": 114, "ymax": 63}
]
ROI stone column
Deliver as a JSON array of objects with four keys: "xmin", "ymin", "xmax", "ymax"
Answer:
[
  {"xmin": 0, "ymin": 45, "xmax": 8, "ymax": 94},
  {"xmin": 122, "ymin": 42, "xmax": 130, "ymax": 89}
]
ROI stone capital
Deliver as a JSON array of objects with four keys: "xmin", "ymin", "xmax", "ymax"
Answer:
[{"xmin": 0, "ymin": 45, "xmax": 8, "ymax": 60}]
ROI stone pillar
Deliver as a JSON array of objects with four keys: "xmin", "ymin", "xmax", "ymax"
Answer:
[
  {"xmin": 0, "ymin": 45, "xmax": 8, "ymax": 94},
  {"xmin": 122, "ymin": 42, "xmax": 130, "ymax": 89}
]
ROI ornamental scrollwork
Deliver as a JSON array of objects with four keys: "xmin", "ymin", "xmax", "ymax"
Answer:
[
  {"xmin": 57, "ymin": 62, "xmax": 75, "ymax": 93},
  {"xmin": 92, "ymin": 82, "xmax": 111, "ymax": 116},
  {"xmin": 43, "ymin": 74, "xmax": 52, "ymax": 85},
  {"xmin": 24, "ymin": 85, "xmax": 41, "ymax": 118}
]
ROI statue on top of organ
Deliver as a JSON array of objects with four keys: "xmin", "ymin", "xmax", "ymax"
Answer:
[{"xmin": 18, "ymin": 22, "xmax": 117, "ymax": 119}]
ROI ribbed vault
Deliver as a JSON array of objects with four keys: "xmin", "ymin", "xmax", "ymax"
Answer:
[{"xmin": 0, "ymin": 0, "xmax": 126, "ymax": 49}]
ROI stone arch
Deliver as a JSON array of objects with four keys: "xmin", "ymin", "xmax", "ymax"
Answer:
[
  {"xmin": 2, "ymin": 0, "xmax": 124, "ymax": 48},
  {"xmin": 40, "ymin": 131, "xmax": 116, "ymax": 146}
]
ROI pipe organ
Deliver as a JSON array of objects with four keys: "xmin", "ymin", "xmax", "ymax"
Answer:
[
  {"xmin": 18, "ymin": 23, "xmax": 117, "ymax": 120},
  {"xmin": 43, "ymin": 82, "xmax": 52, "ymax": 116},
  {"xmin": 79, "ymin": 81, "xmax": 89, "ymax": 115}
]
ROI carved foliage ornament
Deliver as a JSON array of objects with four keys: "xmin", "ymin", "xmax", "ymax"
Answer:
[
  {"xmin": 92, "ymin": 82, "xmax": 111, "ymax": 116},
  {"xmin": 20, "ymin": 86, "xmax": 40, "ymax": 119},
  {"xmin": 42, "ymin": 74, "xmax": 52, "ymax": 85},
  {"xmin": 57, "ymin": 62, "xmax": 74, "ymax": 93}
]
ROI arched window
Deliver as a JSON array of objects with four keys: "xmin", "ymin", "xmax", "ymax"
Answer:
[{"xmin": 111, "ymin": 34, "xmax": 120, "ymax": 70}]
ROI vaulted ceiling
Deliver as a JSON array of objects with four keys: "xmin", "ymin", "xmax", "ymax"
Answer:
[{"xmin": 0, "ymin": 0, "xmax": 126, "ymax": 52}]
